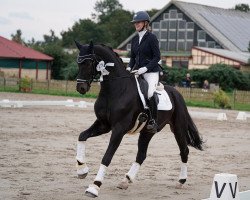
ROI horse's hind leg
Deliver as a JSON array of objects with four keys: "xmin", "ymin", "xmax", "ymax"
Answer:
[
  {"xmin": 118, "ymin": 131, "xmax": 155, "ymax": 190},
  {"xmin": 170, "ymin": 123, "xmax": 189, "ymax": 188},
  {"xmin": 76, "ymin": 119, "xmax": 110, "ymax": 179}
]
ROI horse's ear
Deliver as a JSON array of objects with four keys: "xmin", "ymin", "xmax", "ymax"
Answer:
[
  {"xmin": 89, "ymin": 41, "xmax": 94, "ymax": 53},
  {"xmin": 74, "ymin": 40, "xmax": 82, "ymax": 50}
]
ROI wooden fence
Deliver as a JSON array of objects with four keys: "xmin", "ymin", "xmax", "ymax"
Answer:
[{"xmin": 0, "ymin": 77, "xmax": 249, "ymax": 105}]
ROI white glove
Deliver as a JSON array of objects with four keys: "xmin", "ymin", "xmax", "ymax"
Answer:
[
  {"xmin": 136, "ymin": 67, "xmax": 147, "ymax": 75},
  {"xmin": 126, "ymin": 67, "xmax": 131, "ymax": 71}
]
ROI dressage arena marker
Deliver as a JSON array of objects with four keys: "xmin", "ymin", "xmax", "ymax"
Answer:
[
  {"xmin": 236, "ymin": 111, "xmax": 250, "ymax": 120},
  {"xmin": 0, "ymin": 99, "xmax": 94, "ymax": 108},
  {"xmin": 189, "ymin": 111, "xmax": 227, "ymax": 121},
  {"xmin": 203, "ymin": 173, "xmax": 250, "ymax": 200}
]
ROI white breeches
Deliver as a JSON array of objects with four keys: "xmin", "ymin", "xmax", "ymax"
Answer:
[{"xmin": 142, "ymin": 72, "xmax": 159, "ymax": 99}]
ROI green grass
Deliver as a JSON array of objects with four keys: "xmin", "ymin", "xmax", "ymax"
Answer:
[
  {"xmin": 185, "ymin": 100, "xmax": 215, "ymax": 108},
  {"xmin": 185, "ymin": 99, "xmax": 250, "ymax": 111}
]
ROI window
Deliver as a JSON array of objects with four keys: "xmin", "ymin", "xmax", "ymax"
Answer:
[
  {"xmin": 197, "ymin": 30, "xmax": 206, "ymax": 40},
  {"xmin": 160, "ymin": 41, "xmax": 167, "ymax": 51},
  {"xmin": 152, "ymin": 31, "xmax": 160, "ymax": 39},
  {"xmin": 160, "ymin": 20, "xmax": 168, "ymax": 29},
  {"xmin": 160, "ymin": 31, "xmax": 168, "ymax": 40},
  {"xmin": 169, "ymin": 31, "xmax": 177, "ymax": 40},
  {"xmin": 126, "ymin": 44, "xmax": 131, "ymax": 51},
  {"xmin": 186, "ymin": 31, "xmax": 194, "ymax": 40},
  {"xmin": 169, "ymin": 10, "xmax": 177, "ymax": 19},
  {"xmin": 186, "ymin": 22, "xmax": 194, "ymax": 29},
  {"xmin": 186, "ymin": 41, "xmax": 193, "ymax": 51},
  {"xmin": 178, "ymin": 13, "xmax": 183, "ymax": 19},
  {"xmin": 177, "ymin": 41, "xmax": 185, "ymax": 51},
  {"xmin": 172, "ymin": 60, "xmax": 189, "ymax": 68},
  {"xmin": 163, "ymin": 13, "xmax": 169, "ymax": 19},
  {"xmin": 198, "ymin": 41, "xmax": 207, "ymax": 47},
  {"xmin": 177, "ymin": 31, "xmax": 186, "ymax": 40},
  {"xmin": 169, "ymin": 20, "xmax": 177, "ymax": 29},
  {"xmin": 207, "ymin": 41, "xmax": 215, "ymax": 48},
  {"xmin": 178, "ymin": 20, "xmax": 186, "ymax": 29},
  {"xmin": 168, "ymin": 41, "xmax": 177, "ymax": 51},
  {"xmin": 152, "ymin": 22, "xmax": 160, "ymax": 29}
]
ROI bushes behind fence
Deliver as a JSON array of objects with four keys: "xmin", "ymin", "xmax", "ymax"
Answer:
[{"xmin": 162, "ymin": 64, "xmax": 250, "ymax": 91}]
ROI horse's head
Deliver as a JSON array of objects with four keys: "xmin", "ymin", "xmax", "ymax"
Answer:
[{"xmin": 75, "ymin": 41, "xmax": 98, "ymax": 95}]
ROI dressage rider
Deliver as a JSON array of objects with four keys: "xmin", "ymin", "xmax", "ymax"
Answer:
[{"xmin": 127, "ymin": 11, "xmax": 161, "ymax": 133}]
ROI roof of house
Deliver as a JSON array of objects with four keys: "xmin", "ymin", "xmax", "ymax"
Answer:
[
  {"xmin": 193, "ymin": 46, "xmax": 250, "ymax": 64},
  {"xmin": 0, "ymin": 36, "xmax": 53, "ymax": 61},
  {"xmin": 118, "ymin": 0, "xmax": 250, "ymax": 52}
]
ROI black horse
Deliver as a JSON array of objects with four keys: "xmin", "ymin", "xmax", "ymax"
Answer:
[{"xmin": 75, "ymin": 41, "xmax": 203, "ymax": 198}]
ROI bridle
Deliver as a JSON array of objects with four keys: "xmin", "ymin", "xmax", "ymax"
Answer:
[
  {"xmin": 76, "ymin": 51, "xmax": 131, "ymax": 85},
  {"xmin": 76, "ymin": 53, "xmax": 99, "ymax": 86}
]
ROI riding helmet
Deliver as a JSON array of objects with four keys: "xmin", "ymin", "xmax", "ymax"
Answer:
[{"xmin": 131, "ymin": 11, "xmax": 150, "ymax": 23}]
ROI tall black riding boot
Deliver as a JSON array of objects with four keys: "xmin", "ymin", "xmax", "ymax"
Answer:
[{"xmin": 146, "ymin": 96, "xmax": 158, "ymax": 133}]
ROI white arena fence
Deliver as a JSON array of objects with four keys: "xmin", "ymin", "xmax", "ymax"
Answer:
[{"xmin": 0, "ymin": 99, "xmax": 94, "ymax": 108}]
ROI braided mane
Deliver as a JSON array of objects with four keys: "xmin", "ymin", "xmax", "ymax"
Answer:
[{"xmin": 98, "ymin": 44, "xmax": 125, "ymax": 66}]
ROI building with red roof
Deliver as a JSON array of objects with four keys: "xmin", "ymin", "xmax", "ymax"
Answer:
[{"xmin": 0, "ymin": 36, "xmax": 53, "ymax": 80}]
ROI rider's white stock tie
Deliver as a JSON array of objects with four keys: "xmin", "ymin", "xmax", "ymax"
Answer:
[{"xmin": 96, "ymin": 61, "xmax": 114, "ymax": 82}]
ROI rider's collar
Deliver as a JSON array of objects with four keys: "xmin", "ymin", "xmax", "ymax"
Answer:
[{"xmin": 138, "ymin": 30, "xmax": 147, "ymax": 43}]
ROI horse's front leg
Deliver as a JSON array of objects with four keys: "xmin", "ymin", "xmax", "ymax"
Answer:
[
  {"xmin": 118, "ymin": 131, "xmax": 155, "ymax": 190},
  {"xmin": 76, "ymin": 119, "xmax": 110, "ymax": 179},
  {"xmin": 85, "ymin": 125, "xmax": 126, "ymax": 198}
]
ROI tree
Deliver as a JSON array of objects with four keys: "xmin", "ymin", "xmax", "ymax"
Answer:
[
  {"xmin": 11, "ymin": 29, "xmax": 25, "ymax": 44},
  {"xmin": 43, "ymin": 30, "xmax": 60, "ymax": 44},
  {"xmin": 234, "ymin": 3, "xmax": 250, "ymax": 12},
  {"xmin": 97, "ymin": 9, "xmax": 134, "ymax": 47},
  {"xmin": 94, "ymin": 0, "xmax": 123, "ymax": 21},
  {"xmin": 61, "ymin": 19, "xmax": 109, "ymax": 47},
  {"xmin": 147, "ymin": 9, "xmax": 159, "ymax": 19}
]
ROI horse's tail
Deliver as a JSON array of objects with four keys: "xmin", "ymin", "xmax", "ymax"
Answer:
[
  {"xmin": 169, "ymin": 86, "xmax": 204, "ymax": 151},
  {"xmin": 185, "ymin": 109, "xmax": 203, "ymax": 150}
]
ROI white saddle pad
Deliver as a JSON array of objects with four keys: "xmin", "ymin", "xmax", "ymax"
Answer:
[
  {"xmin": 156, "ymin": 89, "xmax": 172, "ymax": 110},
  {"xmin": 135, "ymin": 77, "xmax": 172, "ymax": 111}
]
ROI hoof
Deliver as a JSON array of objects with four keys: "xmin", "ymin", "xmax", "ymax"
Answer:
[
  {"xmin": 175, "ymin": 179, "xmax": 186, "ymax": 189},
  {"xmin": 76, "ymin": 163, "xmax": 89, "ymax": 179},
  {"xmin": 85, "ymin": 184, "xmax": 99, "ymax": 198},
  {"xmin": 85, "ymin": 191, "xmax": 97, "ymax": 198},
  {"xmin": 175, "ymin": 182, "xmax": 184, "ymax": 189},
  {"xmin": 117, "ymin": 180, "xmax": 129, "ymax": 190},
  {"xmin": 78, "ymin": 173, "xmax": 88, "ymax": 179}
]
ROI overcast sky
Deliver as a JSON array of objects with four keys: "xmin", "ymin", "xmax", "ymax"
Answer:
[{"xmin": 1, "ymin": 0, "xmax": 250, "ymax": 41}]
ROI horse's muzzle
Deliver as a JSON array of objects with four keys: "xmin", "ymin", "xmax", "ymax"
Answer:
[{"xmin": 76, "ymin": 82, "xmax": 90, "ymax": 95}]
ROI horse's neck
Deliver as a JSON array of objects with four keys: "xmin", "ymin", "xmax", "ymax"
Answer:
[{"xmin": 94, "ymin": 45, "xmax": 126, "ymax": 77}]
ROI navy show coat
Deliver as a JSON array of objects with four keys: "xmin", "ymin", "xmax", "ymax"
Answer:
[{"xmin": 128, "ymin": 31, "xmax": 161, "ymax": 72}]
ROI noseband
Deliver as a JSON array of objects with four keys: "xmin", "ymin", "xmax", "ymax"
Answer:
[{"xmin": 76, "ymin": 54, "xmax": 98, "ymax": 86}]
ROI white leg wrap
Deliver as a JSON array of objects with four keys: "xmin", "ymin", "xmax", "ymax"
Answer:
[
  {"xmin": 179, "ymin": 162, "xmax": 187, "ymax": 179},
  {"xmin": 126, "ymin": 162, "xmax": 140, "ymax": 183},
  {"xmin": 76, "ymin": 141, "xmax": 86, "ymax": 163},
  {"xmin": 94, "ymin": 164, "xmax": 107, "ymax": 182}
]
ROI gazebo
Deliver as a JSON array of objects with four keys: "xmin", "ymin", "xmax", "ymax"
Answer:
[{"xmin": 0, "ymin": 36, "xmax": 53, "ymax": 80}]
